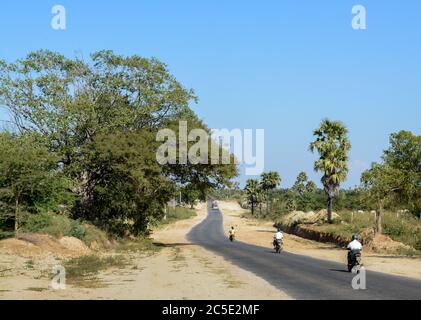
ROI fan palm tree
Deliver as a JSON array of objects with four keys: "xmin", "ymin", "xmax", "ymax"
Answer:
[
  {"xmin": 245, "ymin": 179, "xmax": 261, "ymax": 216},
  {"xmin": 310, "ymin": 119, "xmax": 351, "ymax": 223},
  {"xmin": 261, "ymin": 172, "xmax": 281, "ymax": 215}
]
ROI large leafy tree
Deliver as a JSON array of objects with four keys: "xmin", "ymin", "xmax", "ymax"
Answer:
[
  {"xmin": 292, "ymin": 172, "xmax": 309, "ymax": 196},
  {"xmin": 361, "ymin": 130, "xmax": 420, "ymax": 234},
  {"xmin": 0, "ymin": 50, "xmax": 196, "ymax": 193},
  {"xmin": 383, "ymin": 131, "xmax": 420, "ymax": 216},
  {"xmin": 310, "ymin": 119, "xmax": 351, "ymax": 223},
  {"xmin": 361, "ymin": 163, "xmax": 403, "ymax": 234},
  {"xmin": 0, "ymin": 50, "xmax": 237, "ymax": 235},
  {"xmin": 160, "ymin": 109, "xmax": 238, "ymax": 198},
  {"xmin": 291, "ymin": 172, "xmax": 319, "ymax": 212},
  {"xmin": 72, "ymin": 130, "xmax": 174, "ymax": 236},
  {"xmin": 181, "ymin": 183, "xmax": 201, "ymax": 209},
  {"xmin": 260, "ymin": 172, "xmax": 281, "ymax": 215}
]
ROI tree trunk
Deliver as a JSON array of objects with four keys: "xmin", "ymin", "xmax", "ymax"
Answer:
[
  {"xmin": 327, "ymin": 197, "xmax": 333, "ymax": 224},
  {"xmin": 14, "ymin": 197, "xmax": 19, "ymax": 238},
  {"xmin": 163, "ymin": 204, "xmax": 167, "ymax": 221},
  {"xmin": 375, "ymin": 200, "xmax": 384, "ymax": 235},
  {"xmin": 266, "ymin": 193, "xmax": 269, "ymax": 216},
  {"xmin": 251, "ymin": 202, "xmax": 254, "ymax": 216}
]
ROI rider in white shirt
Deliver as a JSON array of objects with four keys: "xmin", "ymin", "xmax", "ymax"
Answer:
[
  {"xmin": 274, "ymin": 229, "xmax": 284, "ymax": 241},
  {"xmin": 347, "ymin": 234, "xmax": 362, "ymax": 264},
  {"xmin": 273, "ymin": 228, "xmax": 284, "ymax": 248},
  {"xmin": 347, "ymin": 234, "xmax": 363, "ymax": 251}
]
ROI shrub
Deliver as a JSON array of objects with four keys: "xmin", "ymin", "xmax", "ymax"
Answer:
[
  {"xmin": 82, "ymin": 224, "xmax": 109, "ymax": 246},
  {"xmin": 66, "ymin": 220, "xmax": 86, "ymax": 239},
  {"xmin": 0, "ymin": 230, "xmax": 14, "ymax": 240},
  {"xmin": 20, "ymin": 212, "xmax": 107, "ymax": 245},
  {"xmin": 64, "ymin": 254, "xmax": 127, "ymax": 283},
  {"xmin": 22, "ymin": 212, "xmax": 55, "ymax": 234}
]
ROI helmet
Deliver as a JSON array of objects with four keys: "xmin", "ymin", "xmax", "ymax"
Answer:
[{"xmin": 352, "ymin": 234, "xmax": 359, "ymax": 241}]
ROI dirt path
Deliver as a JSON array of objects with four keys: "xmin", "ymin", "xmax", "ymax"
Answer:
[
  {"xmin": 0, "ymin": 203, "xmax": 289, "ymax": 300},
  {"xmin": 219, "ymin": 201, "xmax": 421, "ymax": 281}
]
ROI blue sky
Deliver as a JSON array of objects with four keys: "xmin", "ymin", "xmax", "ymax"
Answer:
[{"xmin": 0, "ymin": 0, "xmax": 420, "ymax": 188}]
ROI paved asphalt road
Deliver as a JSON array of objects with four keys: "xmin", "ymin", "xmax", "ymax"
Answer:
[{"xmin": 187, "ymin": 203, "xmax": 421, "ymax": 300}]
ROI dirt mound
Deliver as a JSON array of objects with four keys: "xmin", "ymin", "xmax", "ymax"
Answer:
[
  {"xmin": 282, "ymin": 210, "xmax": 340, "ymax": 225},
  {"xmin": 0, "ymin": 233, "xmax": 91, "ymax": 258},
  {"xmin": 0, "ymin": 237, "xmax": 43, "ymax": 257},
  {"xmin": 59, "ymin": 236, "xmax": 91, "ymax": 255},
  {"xmin": 366, "ymin": 234, "xmax": 411, "ymax": 253}
]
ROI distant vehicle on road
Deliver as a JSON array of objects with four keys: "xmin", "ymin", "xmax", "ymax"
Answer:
[{"xmin": 211, "ymin": 200, "xmax": 218, "ymax": 210}]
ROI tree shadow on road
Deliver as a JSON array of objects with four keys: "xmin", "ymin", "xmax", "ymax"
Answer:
[
  {"xmin": 153, "ymin": 242, "xmax": 195, "ymax": 248},
  {"xmin": 329, "ymin": 269, "xmax": 349, "ymax": 273}
]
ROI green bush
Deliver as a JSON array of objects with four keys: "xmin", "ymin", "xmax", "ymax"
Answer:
[
  {"xmin": 67, "ymin": 220, "xmax": 87, "ymax": 239},
  {"xmin": 82, "ymin": 224, "xmax": 109, "ymax": 246},
  {"xmin": 0, "ymin": 230, "xmax": 14, "ymax": 240},
  {"xmin": 383, "ymin": 212, "xmax": 421, "ymax": 250},
  {"xmin": 20, "ymin": 212, "xmax": 108, "ymax": 246},
  {"xmin": 23, "ymin": 212, "xmax": 53, "ymax": 233}
]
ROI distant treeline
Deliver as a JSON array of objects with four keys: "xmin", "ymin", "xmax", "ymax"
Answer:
[{"xmin": 213, "ymin": 127, "xmax": 420, "ymax": 235}]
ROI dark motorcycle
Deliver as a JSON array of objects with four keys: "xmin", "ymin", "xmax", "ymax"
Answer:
[
  {"xmin": 273, "ymin": 239, "xmax": 283, "ymax": 254},
  {"xmin": 229, "ymin": 234, "xmax": 235, "ymax": 242},
  {"xmin": 347, "ymin": 249, "xmax": 362, "ymax": 272}
]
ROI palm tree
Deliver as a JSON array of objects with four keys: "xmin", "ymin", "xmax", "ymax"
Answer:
[
  {"xmin": 261, "ymin": 172, "xmax": 281, "ymax": 215},
  {"xmin": 245, "ymin": 179, "xmax": 261, "ymax": 216},
  {"xmin": 310, "ymin": 119, "xmax": 351, "ymax": 224}
]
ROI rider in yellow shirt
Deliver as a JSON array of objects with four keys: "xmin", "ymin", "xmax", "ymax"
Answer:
[{"xmin": 229, "ymin": 226, "xmax": 236, "ymax": 241}]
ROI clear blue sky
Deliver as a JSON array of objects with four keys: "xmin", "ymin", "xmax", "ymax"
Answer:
[{"xmin": 1, "ymin": 0, "xmax": 420, "ymax": 188}]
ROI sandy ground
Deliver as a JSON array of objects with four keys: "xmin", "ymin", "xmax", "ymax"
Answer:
[
  {"xmin": 218, "ymin": 201, "xmax": 421, "ymax": 280},
  {"xmin": 0, "ymin": 203, "xmax": 289, "ymax": 300}
]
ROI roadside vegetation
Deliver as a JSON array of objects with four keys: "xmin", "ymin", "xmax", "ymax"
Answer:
[
  {"xmin": 0, "ymin": 50, "xmax": 236, "ymax": 247},
  {"xmin": 213, "ymin": 121, "xmax": 420, "ymax": 256},
  {"xmin": 64, "ymin": 254, "xmax": 128, "ymax": 288},
  {"xmin": 158, "ymin": 207, "xmax": 197, "ymax": 227}
]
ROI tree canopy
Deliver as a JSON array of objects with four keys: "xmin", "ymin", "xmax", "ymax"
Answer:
[
  {"xmin": 310, "ymin": 119, "xmax": 351, "ymax": 223},
  {"xmin": 0, "ymin": 50, "xmax": 237, "ymax": 236}
]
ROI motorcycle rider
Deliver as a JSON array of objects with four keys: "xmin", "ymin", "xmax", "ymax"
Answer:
[
  {"xmin": 273, "ymin": 228, "xmax": 284, "ymax": 249},
  {"xmin": 347, "ymin": 234, "xmax": 363, "ymax": 265},
  {"xmin": 229, "ymin": 226, "xmax": 236, "ymax": 241}
]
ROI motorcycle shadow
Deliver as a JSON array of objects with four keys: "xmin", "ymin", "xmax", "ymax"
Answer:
[
  {"xmin": 264, "ymin": 250, "xmax": 282, "ymax": 255},
  {"xmin": 329, "ymin": 269, "xmax": 350, "ymax": 273}
]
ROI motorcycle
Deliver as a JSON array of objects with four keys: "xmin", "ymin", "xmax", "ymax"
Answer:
[
  {"xmin": 229, "ymin": 234, "xmax": 235, "ymax": 242},
  {"xmin": 347, "ymin": 249, "xmax": 362, "ymax": 272},
  {"xmin": 273, "ymin": 239, "xmax": 283, "ymax": 254}
]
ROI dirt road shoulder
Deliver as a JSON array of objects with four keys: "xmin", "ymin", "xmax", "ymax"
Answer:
[{"xmin": 0, "ymin": 203, "xmax": 290, "ymax": 299}]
